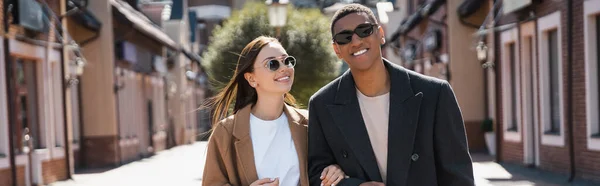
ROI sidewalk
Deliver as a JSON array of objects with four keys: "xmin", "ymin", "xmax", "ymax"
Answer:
[
  {"xmin": 50, "ymin": 142, "xmax": 208, "ymax": 186},
  {"xmin": 49, "ymin": 142, "xmax": 600, "ymax": 186},
  {"xmin": 472, "ymin": 153, "xmax": 600, "ymax": 186}
]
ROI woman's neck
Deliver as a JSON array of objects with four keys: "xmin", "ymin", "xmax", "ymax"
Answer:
[{"xmin": 251, "ymin": 92, "xmax": 285, "ymax": 120}]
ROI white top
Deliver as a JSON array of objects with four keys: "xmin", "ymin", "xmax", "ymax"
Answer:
[
  {"xmin": 357, "ymin": 89, "xmax": 390, "ymax": 183},
  {"xmin": 250, "ymin": 113, "xmax": 300, "ymax": 186}
]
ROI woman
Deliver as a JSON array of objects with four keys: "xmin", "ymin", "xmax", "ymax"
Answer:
[{"xmin": 202, "ymin": 36, "xmax": 345, "ymax": 186}]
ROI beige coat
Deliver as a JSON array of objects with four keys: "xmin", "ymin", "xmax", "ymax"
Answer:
[{"xmin": 202, "ymin": 104, "xmax": 309, "ymax": 186}]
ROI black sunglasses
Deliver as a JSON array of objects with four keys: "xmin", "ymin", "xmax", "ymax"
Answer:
[
  {"xmin": 333, "ymin": 23, "xmax": 378, "ymax": 45},
  {"xmin": 263, "ymin": 56, "xmax": 296, "ymax": 71}
]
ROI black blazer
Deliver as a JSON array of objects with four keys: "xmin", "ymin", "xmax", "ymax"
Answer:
[{"xmin": 307, "ymin": 59, "xmax": 474, "ymax": 186}]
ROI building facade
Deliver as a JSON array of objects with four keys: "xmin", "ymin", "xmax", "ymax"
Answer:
[
  {"xmin": 386, "ymin": 0, "xmax": 491, "ymax": 152},
  {"xmin": 1, "ymin": 0, "xmax": 207, "ymax": 185},
  {"xmin": 0, "ymin": 0, "xmax": 71, "ymax": 185},
  {"xmin": 493, "ymin": 0, "xmax": 600, "ymax": 181}
]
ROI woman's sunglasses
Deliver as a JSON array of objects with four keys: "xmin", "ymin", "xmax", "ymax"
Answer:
[
  {"xmin": 333, "ymin": 23, "xmax": 377, "ymax": 45},
  {"xmin": 264, "ymin": 56, "xmax": 296, "ymax": 71}
]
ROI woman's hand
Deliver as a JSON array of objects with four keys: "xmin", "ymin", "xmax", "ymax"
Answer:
[
  {"xmin": 250, "ymin": 178, "xmax": 279, "ymax": 186},
  {"xmin": 320, "ymin": 165, "xmax": 346, "ymax": 186}
]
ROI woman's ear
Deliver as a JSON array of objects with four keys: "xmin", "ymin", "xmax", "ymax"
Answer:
[{"xmin": 244, "ymin": 72, "xmax": 257, "ymax": 87}]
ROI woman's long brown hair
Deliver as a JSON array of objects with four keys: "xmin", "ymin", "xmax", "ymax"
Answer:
[{"xmin": 207, "ymin": 36, "xmax": 297, "ymax": 126}]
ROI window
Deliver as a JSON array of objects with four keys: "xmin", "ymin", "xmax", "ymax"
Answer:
[
  {"xmin": 71, "ymin": 86, "xmax": 81, "ymax": 145},
  {"xmin": 509, "ymin": 43, "xmax": 518, "ymax": 131},
  {"xmin": 538, "ymin": 11, "xmax": 564, "ymax": 147},
  {"xmin": 585, "ymin": 0, "xmax": 600, "ymax": 151},
  {"xmin": 596, "ymin": 15, "xmax": 600, "ymax": 137},
  {"xmin": 11, "ymin": 58, "xmax": 43, "ymax": 154},
  {"xmin": 547, "ymin": 30, "xmax": 561, "ymax": 135},
  {"xmin": 501, "ymin": 27, "xmax": 521, "ymax": 142},
  {"xmin": 0, "ymin": 39, "xmax": 7, "ymax": 161}
]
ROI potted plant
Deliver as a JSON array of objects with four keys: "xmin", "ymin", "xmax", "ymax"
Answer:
[{"xmin": 481, "ymin": 118, "xmax": 495, "ymax": 155}]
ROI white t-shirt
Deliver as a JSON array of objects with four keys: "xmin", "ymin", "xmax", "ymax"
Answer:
[
  {"xmin": 250, "ymin": 113, "xmax": 300, "ymax": 186},
  {"xmin": 357, "ymin": 89, "xmax": 390, "ymax": 182}
]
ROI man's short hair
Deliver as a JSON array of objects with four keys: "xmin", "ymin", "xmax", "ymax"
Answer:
[{"xmin": 330, "ymin": 4, "xmax": 378, "ymax": 36}]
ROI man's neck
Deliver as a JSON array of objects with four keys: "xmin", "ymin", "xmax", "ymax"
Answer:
[{"xmin": 352, "ymin": 58, "xmax": 390, "ymax": 97}]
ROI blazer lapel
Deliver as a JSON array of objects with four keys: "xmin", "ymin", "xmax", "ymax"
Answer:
[
  {"xmin": 232, "ymin": 105, "xmax": 259, "ymax": 185},
  {"xmin": 326, "ymin": 71, "xmax": 383, "ymax": 182},
  {"xmin": 285, "ymin": 105, "xmax": 309, "ymax": 186},
  {"xmin": 384, "ymin": 60, "xmax": 423, "ymax": 186}
]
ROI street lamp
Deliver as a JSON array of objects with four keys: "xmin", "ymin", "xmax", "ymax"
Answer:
[
  {"xmin": 266, "ymin": 0, "xmax": 288, "ymax": 37},
  {"xmin": 476, "ymin": 40, "xmax": 492, "ymax": 68},
  {"xmin": 65, "ymin": 44, "xmax": 86, "ymax": 87}
]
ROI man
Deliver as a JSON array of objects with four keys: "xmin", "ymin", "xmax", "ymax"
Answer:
[{"xmin": 308, "ymin": 4, "xmax": 474, "ymax": 186}]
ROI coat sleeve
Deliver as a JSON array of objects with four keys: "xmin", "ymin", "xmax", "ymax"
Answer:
[
  {"xmin": 202, "ymin": 124, "xmax": 233, "ymax": 186},
  {"xmin": 433, "ymin": 82, "xmax": 475, "ymax": 186},
  {"xmin": 307, "ymin": 98, "xmax": 365, "ymax": 186}
]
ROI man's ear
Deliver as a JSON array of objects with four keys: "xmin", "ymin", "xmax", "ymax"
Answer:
[{"xmin": 332, "ymin": 43, "xmax": 342, "ymax": 59}]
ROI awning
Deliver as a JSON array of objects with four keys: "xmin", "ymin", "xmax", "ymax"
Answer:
[
  {"xmin": 457, "ymin": 0, "xmax": 485, "ymax": 18},
  {"xmin": 182, "ymin": 49, "xmax": 202, "ymax": 64},
  {"xmin": 67, "ymin": 0, "xmax": 102, "ymax": 32},
  {"xmin": 110, "ymin": 0, "xmax": 178, "ymax": 50}
]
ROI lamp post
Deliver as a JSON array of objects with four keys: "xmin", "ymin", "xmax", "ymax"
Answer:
[{"xmin": 266, "ymin": 0, "xmax": 288, "ymax": 37}]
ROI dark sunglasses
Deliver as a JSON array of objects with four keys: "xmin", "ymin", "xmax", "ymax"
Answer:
[
  {"xmin": 333, "ymin": 23, "xmax": 378, "ymax": 45},
  {"xmin": 263, "ymin": 56, "xmax": 296, "ymax": 71}
]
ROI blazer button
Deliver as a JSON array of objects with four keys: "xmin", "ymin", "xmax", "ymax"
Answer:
[
  {"xmin": 342, "ymin": 150, "xmax": 348, "ymax": 158},
  {"xmin": 411, "ymin": 153, "xmax": 419, "ymax": 161}
]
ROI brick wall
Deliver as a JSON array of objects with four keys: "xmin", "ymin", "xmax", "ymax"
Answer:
[
  {"xmin": 42, "ymin": 158, "xmax": 68, "ymax": 184},
  {"xmin": 83, "ymin": 135, "xmax": 120, "ymax": 168},
  {"xmin": 465, "ymin": 121, "xmax": 485, "ymax": 152},
  {"xmin": 537, "ymin": 0, "xmax": 572, "ymax": 175},
  {"xmin": 153, "ymin": 135, "xmax": 167, "ymax": 152},
  {"xmin": 120, "ymin": 140, "xmax": 141, "ymax": 163},
  {"xmin": 496, "ymin": 0, "xmax": 572, "ymax": 170},
  {"xmin": 0, "ymin": 167, "xmax": 12, "ymax": 186},
  {"xmin": 501, "ymin": 141, "xmax": 524, "ymax": 164},
  {"xmin": 496, "ymin": 0, "xmax": 600, "ymax": 181},
  {"xmin": 15, "ymin": 165, "xmax": 24, "ymax": 186},
  {"xmin": 572, "ymin": 0, "xmax": 600, "ymax": 182},
  {"xmin": 0, "ymin": 166, "xmax": 26, "ymax": 186},
  {"xmin": 74, "ymin": 149, "xmax": 81, "ymax": 169}
]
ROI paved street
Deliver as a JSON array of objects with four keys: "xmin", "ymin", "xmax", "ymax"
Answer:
[
  {"xmin": 50, "ymin": 142, "xmax": 208, "ymax": 186},
  {"xmin": 50, "ymin": 142, "xmax": 600, "ymax": 186}
]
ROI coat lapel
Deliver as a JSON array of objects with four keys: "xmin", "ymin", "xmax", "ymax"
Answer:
[
  {"xmin": 285, "ymin": 105, "xmax": 309, "ymax": 186},
  {"xmin": 232, "ymin": 105, "xmax": 259, "ymax": 185},
  {"xmin": 384, "ymin": 59, "xmax": 423, "ymax": 186},
  {"xmin": 326, "ymin": 71, "xmax": 383, "ymax": 182},
  {"xmin": 232, "ymin": 104, "xmax": 309, "ymax": 186}
]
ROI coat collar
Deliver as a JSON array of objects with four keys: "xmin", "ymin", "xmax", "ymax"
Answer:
[
  {"xmin": 334, "ymin": 58, "xmax": 415, "ymax": 105},
  {"xmin": 231, "ymin": 103, "xmax": 308, "ymax": 185},
  {"xmin": 327, "ymin": 58, "xmax": 423, "ymax": 184}
]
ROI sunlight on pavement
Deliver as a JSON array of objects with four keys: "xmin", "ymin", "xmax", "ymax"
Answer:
[
  {"xmin": 473, "ymin": 161, "xmax": 535, "ymax": 186},
  {"xmin": 50, "ymin": 142, "xmax": 208, "ymax": 186}
]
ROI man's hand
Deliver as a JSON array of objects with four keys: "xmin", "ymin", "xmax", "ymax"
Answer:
[{"xmin": 359, "ymin": 181, "xmax": 384, "ymax": 186}]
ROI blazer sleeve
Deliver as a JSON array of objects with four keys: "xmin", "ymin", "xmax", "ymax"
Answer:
[
  {"xmin": 433, "ymin": 82, "xmax": 475, "ymax": 186},
  {"xmin": 307, "ymin": 98, "xmax": 365, "ymax": 186},
  {"xmin": 202, "ymin": 124, "xmax": 233, "ymax": 186}
]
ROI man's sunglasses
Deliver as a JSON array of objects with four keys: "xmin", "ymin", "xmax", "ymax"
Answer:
[
  {"xmin": 333, "ymin": 23, "xmax": 378, "ymax": 45},
  {"xmin": 264, "ymin": 56, "xmax": 296, "ymax": 71}
]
